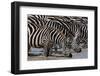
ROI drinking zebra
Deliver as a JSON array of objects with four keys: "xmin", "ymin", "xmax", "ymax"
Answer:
[
  {"xmin": 28, "ymin": 15, "xmax": 71, "ymax": 54},
  {"xmin": 49, "ymin": 18, "xmax": 81, "ymax": 52},
  {"xmin": 28, "ymin": 25, "xmax": 73, "ymax": 57},
  {"xmin": 27, "ymin": 15, "xmax": 87, "ymax": 57},
  {"xmin": 51, "ymin": 16, "xmax": 88, "ymax": 50},
  {"xmin": 28, "ymin": 15, "xmax": 76, "ymax": 57}
]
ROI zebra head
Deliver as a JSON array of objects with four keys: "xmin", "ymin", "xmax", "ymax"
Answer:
[{"xmin": 70, "ymin": 31, "xmax": 82, "ymax": 53}]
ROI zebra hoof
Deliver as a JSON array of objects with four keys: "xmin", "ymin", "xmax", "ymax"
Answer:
[{"xmin": 64, "ymin": 53, "xmax": 72, "ymax": 58}]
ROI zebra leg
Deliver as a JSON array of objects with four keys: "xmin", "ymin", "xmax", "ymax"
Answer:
[
  {"xmin": 44, "ymin": 48, "xmax": 47, "ymax": 57},
  {"xmin": 49, "ymin": 48, "xmax": 53, "ymax": 56},
  {"xmin": 62, "ymin": 42, "xmax": 72, "ymax": 57},
  {"xmin": 44, "ymin": 47, "xmax": 50, "ymax": 57},
  {"xmin": 47, "ymin": 48, "xmax": 50, "ymax": 57},
  {"xmin": 54, "ymin": 44, "xmax": 58, "ymax": 54}
]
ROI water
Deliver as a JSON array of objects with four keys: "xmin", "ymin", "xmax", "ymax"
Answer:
[{"xmin": 29, "ymin": 48, "xmax": 88, "ymax": 59}]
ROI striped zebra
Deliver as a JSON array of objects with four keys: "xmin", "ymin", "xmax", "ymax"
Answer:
[
  {"xmin": 68, "ymin": 16, "xmax": 88, "ymax": 48},
  {"xmin": 48, "ymin": 15, "xmax": 88, "ymax": 50},
  {"xmin": 28, "ymin": 15, "xmax": 71, "ymax": 54},
  {"xmin": 28, "ymin": 25, "xmax": 73, "ymax": 57},
  {"xmin": 28, "ymin": 15, "xmax": 87, "ymax": 57},
  {"xmin": 27, "ymin": 14, "xmax": 66, "ymax": 46},
  {"xmin": 51, "ymin": 17, "xmax": 88, "ymax": 51},
  {"xmin": 75, "ymin": 19, "xmax": 88, "ymax": 48},
  {"xmin": 28, "ymin": 16, "xmax": 74, "ymax": 57}
]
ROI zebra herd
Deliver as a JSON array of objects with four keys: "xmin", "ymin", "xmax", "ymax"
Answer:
[{"xmin": 28, "ymin": 15, "xmax": 88, "ymax": 58}]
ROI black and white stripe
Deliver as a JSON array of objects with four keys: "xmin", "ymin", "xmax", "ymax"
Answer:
[
  {"xmin": 28, "ymin": 15, "xmax": 88, "ymax": 57},
  {"xmin": 50, "ymin": 17, "xmax": 88, "ymax": 52},
  {"xmin": 28, "ymin": 26, "xmax": 69, "ymax": 57}
]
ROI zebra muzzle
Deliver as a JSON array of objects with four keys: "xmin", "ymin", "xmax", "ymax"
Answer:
[{"xmin": 74, "ymin": 48, "xmax": 82, "ymax": 53}]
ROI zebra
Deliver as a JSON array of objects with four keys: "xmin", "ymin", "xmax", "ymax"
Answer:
[
  {"xmin": 49, "ymin": 17, "xmax": 85, "ymax": 51},
  {"xmin": 68, "ymin": 16, "xmax": 88, "ymax": 48},
  {"xmin": 28, "ymin": 15, "xmax": 70, "ymax": 54},
  {"xmin": 51, "ymin": 17, "xmax": 88, "ymax": 51},
  {"xmin": 46, "ymin": 15, "xmax": 88, "ymax": 51},
  {"xmin": 28, "ymin": 15, "xmax": 87, "ymax": 57},
  {"xmin": 75, "ymin": 20, "xmax": 88, "ymax": 49},
  {"xmin": 28, "ymin": 15, "xmax": 76, "ymax": 57},
  {"xmin": 28, "ymin": 24, "xmax": 73, "ymax": 57},
  {"xmin": 27, "ymin": 14, "xmax": 65, "ymax": 46},
  {"xmin": 44, "ymin": 19, "xmax": 77, "ymax": 55}
]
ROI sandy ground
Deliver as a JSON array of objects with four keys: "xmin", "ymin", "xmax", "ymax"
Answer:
[{"xmin": 28, "ymin": 49, "xmax": 87, "ymax": 61}]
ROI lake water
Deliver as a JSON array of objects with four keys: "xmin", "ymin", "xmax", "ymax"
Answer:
[{"xmin": 28, "ymin": 48, "xmax": 88, "ymax": 60}]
